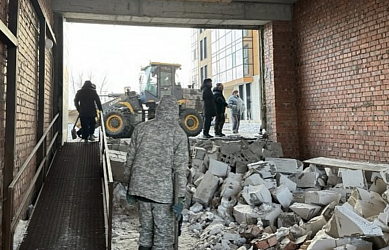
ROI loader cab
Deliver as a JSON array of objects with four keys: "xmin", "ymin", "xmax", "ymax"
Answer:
[{"xmin": 139, "ymin": 62, "xmax": 183, "ymax": 104}]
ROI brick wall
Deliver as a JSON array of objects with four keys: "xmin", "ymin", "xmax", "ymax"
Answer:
[
  {"xmin": 0, "ymin": 0, "xmax": 55, "ymax": 245},
  {"xmin": 294, "ymin": 0, "xmax": 389, "ymax": 162},
  {"xmin": 264, "ymin": 21, "xmax": 299, "ymax": 158}
]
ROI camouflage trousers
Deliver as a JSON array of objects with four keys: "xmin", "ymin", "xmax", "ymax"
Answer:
[{"xmin": 138, "ymin": 200, "xmax": 174, "ymax": 250}]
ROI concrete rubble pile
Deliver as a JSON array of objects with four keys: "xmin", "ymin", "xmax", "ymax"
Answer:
[{"xmin": 183, "ymin": 137, "xmax": 389, "ymax": 250}]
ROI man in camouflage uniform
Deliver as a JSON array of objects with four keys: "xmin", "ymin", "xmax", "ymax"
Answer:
[{"xmin": 125, "ymin": 95, "xmax": 188, "ymax": 250}]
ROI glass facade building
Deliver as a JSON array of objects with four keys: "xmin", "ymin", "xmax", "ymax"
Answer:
[{"xmin": 191, "ymin": 28, "xmax": 261, "ymax": 122}]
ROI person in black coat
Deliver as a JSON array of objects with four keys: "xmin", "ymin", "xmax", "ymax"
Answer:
[
  {"xmin": 74, "ymin": 80, "xmax": 103, "ymax": 141},
  {"xmin": 201, "ymin": 78, "xmax": 216, "ymax": 138},
  {"xmin": 213, "ymin": 83, "xmax": 228, "ymax": 137}
]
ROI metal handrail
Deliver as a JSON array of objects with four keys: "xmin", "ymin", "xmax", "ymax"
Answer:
[
  {"xmin": 6, "ymin": 113, "xmax": 60, "ymax": 249},
  {"xmin": 99, "ymin": 112, "xmax": 114, "ymax": 250}
]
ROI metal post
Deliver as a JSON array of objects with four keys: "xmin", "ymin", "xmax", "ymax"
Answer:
[{"xmin": 53, "ymin": 13, "xmax": 64, "ymax": 145}]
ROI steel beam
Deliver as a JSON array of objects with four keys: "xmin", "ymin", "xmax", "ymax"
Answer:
[
  {"xmin": 37, "ymin": 18, "xmax": 46, "ymax": 172},
  {"xmin": 53, "ymin": 13, "xmax": 64, "ymax": 145},
  {"xmin": 2, "ymin": 0, "xmax": 20, "ymax": 249},
  {"xmin": 31, "ymin": 0, "xmax": 56, "ymax": 44}
]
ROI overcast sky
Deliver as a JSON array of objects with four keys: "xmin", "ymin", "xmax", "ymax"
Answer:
[{"xmin": 65, "ymin": 22, "xmax": 192, "ymax": 108}]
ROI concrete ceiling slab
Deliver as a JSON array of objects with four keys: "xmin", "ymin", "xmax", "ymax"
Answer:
[{"xmin": 53, "ymin": 0, "xmax": 297, "ymax": 28}]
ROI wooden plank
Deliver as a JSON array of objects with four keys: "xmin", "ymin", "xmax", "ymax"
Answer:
[{"xmin": 304, "ymin": 157, "xmax": 389, "ymax": 172}]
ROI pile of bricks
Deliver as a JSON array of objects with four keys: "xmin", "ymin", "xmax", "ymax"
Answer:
[{"xmin": 184, "ymin": 137, "xmax": 389, "ymax": 250}]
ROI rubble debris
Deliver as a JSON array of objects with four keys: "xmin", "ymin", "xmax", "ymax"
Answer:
[
  {"xmin": 289, "ymin": 203, "xmax": 321, "ymax": 221},
  {"xmin": 193, "ymin": 171, "xmax": 220, "ymax": 207},
  {"xmin": 338, "ymin": 169, "xmax": 366, "ymax": 188},
  {"xmin": 265, "ymin": 157, "xmax": 303, "ymax": 174},
  {"xmin": 326, "ymin": 206, "xmax": 383, "ymax": 237},
  {"xmin": 304, "ymin": 190, "xmax": 341, "ymax": 206},
  {"xmin": 111, "ymin": 136, "xmax": 389, "ymax": 250}
]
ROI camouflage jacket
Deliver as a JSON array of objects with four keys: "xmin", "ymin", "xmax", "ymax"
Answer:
[{"xmin": 125, "ymin": 95, "xmax": 188, "ymax": 204}]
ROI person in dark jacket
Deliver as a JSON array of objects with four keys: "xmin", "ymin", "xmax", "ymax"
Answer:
[
  {"xmin": 201, "ymin": 78, "xmax": 216, "ymax": 138},
  {"xmin": 74, "ymin": 80, "xmax": 103, "ymax": 142},
  {"xmin": 213, "ymin": 83, "xmax": 228, "ymax": 137}
]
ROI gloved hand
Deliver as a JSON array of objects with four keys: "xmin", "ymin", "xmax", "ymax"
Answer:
[
  {"xmin": 126, "ymin": 193, "xmax": 136, "ymax": 205},
  {"xmin": 173, "ymin": 197, "xmax": 185, "ymax": 216}
]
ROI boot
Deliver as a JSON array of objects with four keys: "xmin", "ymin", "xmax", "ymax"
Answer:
[{"xmin": 138, "ymin": 247, "xmax": 152, "ymax": 250}]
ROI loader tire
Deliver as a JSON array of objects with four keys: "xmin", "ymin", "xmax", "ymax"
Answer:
[
  {"xmin": 179, "ymin": 108, "xmax": 203, "ymax": 137},
  {"xmin": 104, "ymin": 110, "xmax": 133, "ymax": 138}
]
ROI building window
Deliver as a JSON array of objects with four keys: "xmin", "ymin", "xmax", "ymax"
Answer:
[
  {"xmin": 243, "ymin": 44, "xmax": 249, "ymax": 75},
  {"xmin": 243, "ymin": 29, "xmax": 248, "ymax": 37},
  {"xmin": 204, "ymin": 37, "xmax": 207, "ymax": 59},
  {"xmin": 204, "ymin": 65, "xmax": 208, "ymax": 78},
  {"xmin": 193, "ymin": 48, "xmax": 197, "ymax": 61},
  {"xmin": 200, "ymin": 67, "xmax": 204, "ymax": 83},
  {"xmin": 200, "ymin": 40, "xmax": 203, "ymax": 61}
]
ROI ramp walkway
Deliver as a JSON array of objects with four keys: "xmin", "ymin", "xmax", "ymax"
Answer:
[{"xmin": 18, "ymin": 142, "xmax": 106, "ymax": 250}]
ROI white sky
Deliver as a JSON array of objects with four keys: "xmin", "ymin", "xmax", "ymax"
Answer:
[{"xmin": 65, "ymin": 22, "xmax": 192, "ymax": 107}]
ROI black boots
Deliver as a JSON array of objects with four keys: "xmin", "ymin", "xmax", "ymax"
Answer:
[{"xmin": 138, "ymin": 247, "xmax": 152, "ymax": 250}]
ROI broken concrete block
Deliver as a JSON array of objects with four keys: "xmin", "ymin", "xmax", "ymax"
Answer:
[
  {"xmin": 247, "ymin": 161, "xmax": 277, "ymax": 179},
  {"xmin": 190, "ymin": 202, "xmax": 203, "ymax": 213},
  {"xmin": 255, "ymin": 203, "xmax": 282, "ymax": 226},
  {"xmin": 265, "ymin": 141, "xmax": 284, "ymax": 157},
  {"xmin": 217, "ymin": 196, "xmax": 237, "ymax": 219},
  {"xmin": 326, "ymin": 206, "xmax": 383, "ymax": 237},
  {"xmin": 217, "ymin": 140, "xmax": 242, "ymax": 155},
  {"xmin": 325, "ymin": 167, "xmax": 342, "ymax": 186},
  {"xmin": 193, "ymin": 171, "xmax": 220, "ymax": 207},
  {"xmin": 221, "ymin": 173, "xmax": 242, "ymax": 198},
  {"xmin": 305, "ymin": 190, "xmax": 341, "ymax": 206},
  {"xmin": 193, "ymin": 147, "xmax": 207, "ymax": 160},
  {"xmin": 108, "ymin": 150, "xmax": 128, "ymax": 182},
  {"xmin": 271, "ymin": 185, "xmax": 293, "ymax": 209},
  {"xmin": 290, "ymin": 172, "xmax": 319, "ymax": 188},
  {"xmin": 383, "ymin": 190, "xmax": 389, "ymax": 204},
  {"xmin": 380, "ymin": 168, "xmax": 389, "ymax": 184},
  {"xmin": 321, "ymin": 201, "xmax": 338, "ymax": 221},
  {"xmin": 338, "ymin": 169, "xmax": 366, "ymax": 188},
  {"xmin": 235, "ymin": 160, "xmax": 248, "ymax": 173},
  {"xmin": 193, "ymin": 172, "xmax": 204, "ymax": 187},
  {"xmin": 333, "ymin": 244, "xmax": 357, "ymax": 250},
  {"xmin": 292, "ymin": 190, "xmax": 305, "ymax": 203},
  {"xmin": 242, "ymin": 184, "xmax": 272, "ymax": 206},
  {"xmin": 290, "ymin": 203, "xmax": 322, "ymax": 221},
  {"xmin": 348, "ymin": 188, "xmax": 386, "ymax": 219},
  {"xmin": 369, "ymin": 176, "xmax": 387, "ymax": 195},
  {"xmin": 276, "ymin": 173, "xmax": 297, "ymax": 192},
  {"xmin": 209, "ymin": 158, "xmax": 229, "ymax": 177},
  {"xmin": 248, "ymin": 140, "xmax": 266, "ymax": 157},
  {"xmin": 265, "ymin": 157, "xmax": 303, "ymax": 174},
  {"xmin": 207, "ymin": 145, "xmax": 221, "ymax": 161},
  {"xmin": 233, "ymin": 203, "xmax": 259, "ymax": 224},
  {"xmin": 307, "ymin": 229, "xmax": 374, "ymax": 250},
  {"xmin": 375, "ymin": 205, "xmax": 389, "ymax": 232},
  {"xmin": 277, "ymin": 212, "xmax": 302, "ymax": 228},
  {"xmin": 303, "ymin": 215, "xmax": 327, "ymax": 236},
  {"xmin": 329, "ymin": 185, "xmax": 353, "ymax": 203},
  {"xmin": 244, "ymin": 173, "xmax": 266, "ymax": 186}
]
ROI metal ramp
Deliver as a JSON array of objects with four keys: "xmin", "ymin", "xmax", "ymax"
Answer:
[{"xmin": 18, "ymin": 142, "xmax": 106, "ymax": 250}]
